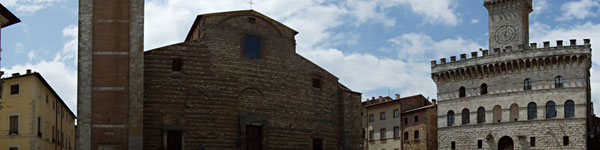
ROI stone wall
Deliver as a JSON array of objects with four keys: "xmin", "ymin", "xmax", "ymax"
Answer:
[{"xmin": 143, "ymin": 10, "xmax": 361, "ymax": 150}]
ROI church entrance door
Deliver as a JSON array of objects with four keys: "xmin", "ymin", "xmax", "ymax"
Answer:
[{"xmin": 498, "ymin": 136, "xmax": 514, "ymax": 150}]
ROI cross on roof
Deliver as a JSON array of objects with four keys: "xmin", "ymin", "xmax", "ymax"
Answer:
[{"xmin": 247, "ymin": 0, "xmax": 255, "ymax": 10}]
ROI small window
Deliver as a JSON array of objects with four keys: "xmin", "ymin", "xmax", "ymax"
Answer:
[
  {"xmin": 380, "ymin": 112, "xmax": 385, "ymax": 120},
  {"xmin": 243, "ymin": 36, "xmax": 261, "ymax": 58},
  {"xmin": 528, "ymin": 102, "xmax": 537, "ymax": 120},
  {"xmin": 312, "ymin": 78, "xmax": 321, "ymax": 88},
  {"xmin": 414, "ymin": 130, "xmax": 419, "ymax": 140},
  {"xmin": 10, "ymin": 84, "xmax": 19, "ymax": 95},
  {"xmin": 380, "ymin": 128, "xmax": 386, "ymax": 139},
  {"xmin": 369, "ymin": 114, "xmax": 374, "ymax": 122},
  {"xmin": 312, "ymin": 138, "xmax": 323, "ymax": 150},
  {"xmin": 546, "ymin": 101, "xmax": 556, "ymax": 119},
  {"xmin": 414, "ymin": 115, "xmax": 418, "ymax": 123},
  {"xmin": 530, "ymin": 137, "xmax": 536, "ymax": 147},
  {"xmin": 451, "ymin": 141, "xmax": 456, "ymax": 150},
  {"xmin": 478, "ymin": 140, "xmax": 483, "ymax": 149},
  {"xmin": 394, "ymin": 127, "xmax": 400, "ymax": 138},
  {"xmin": 524, "ymin": 78, "xmax": 532, "ymax": 90},
  {"xmin": 477, "ymin": 107, "xmax": 486, "ymax": 124},
  {"xmin": 369, "ymin": 130, "xmax": 374, "ymax": 140},
  {"xmin": 459, "ymin": 86, "xmax": 466, "ymax": 98},
  {"xmin": 480, "ymin": 83, "xmax": 488, "ymax": 95},
  {"xmin": 38, "ymin": 117, "xmax": 42, "ymax": 137},
  {"xmin": 172, "ymin": 58, "xmax": 183, "ymax": 72},
  {"xmin": 404, "ymin": 118, "xmax": 408, "ymax": 125},
  {"xmin": 447, "ymin": 110, "xmax": 455, "ymax": 126},
  {"xmin": 563, "ymin": 136, "xmax": 569, "ymax": 146},
  {"xmin": 403, "ymin": 132, "xmax": 409, "ymax": 141},
  {"xmin": 555, "ymin": 76, "xmax": 563, "ymax": 88},
  {"xmin": 9, "ymin": 116, "xmax": 18, "ymax": 135},
  {"xmin": 565, "ymin": 100, "xmax": 575, "ymax": 118},
  {"xmin": 248, "ymin": 17, "xmax": 257, "ymax": 24},
  {"xmin": 9, "ymin": 147, "xmax": 17, "ymax": 150},
  {"xmin": 462, "ymin": 108, "xmax": 470, "ymax": 125},
  {"xmin": 393, "ymin": 109, "xmax": 399, "ymax": 118}
]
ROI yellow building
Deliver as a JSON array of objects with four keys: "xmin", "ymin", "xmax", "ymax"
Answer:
[{"xmin": 0, "ymin": 70, "xmax": 76, "ymax": 150}]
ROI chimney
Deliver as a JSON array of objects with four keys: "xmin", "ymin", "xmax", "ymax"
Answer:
[
  {"xmin": 440, "ymin": 58, "xmax": 447, "ymax": 64},
  {"xmin": 530, "ymin": 43, "xmax": 537, "ymax": 49},
  {"xmin": 543, "ymin": 41, "xmax": 550, "ymax": 48},
  {"xmin": 570, "ymin": 39, "xmax": 577, "ymax": 46},
  {"xmin": 482, "ymin": 50, "xmax": 489, "ymax": 56},
  {"xmin": 460, "ymin": 54, "xmax": 467, "ymax": 60},
  {"xmin": 378, "ymin": 96, "xmax": 383, "ymax": 101},
  {"xmin": 432, "ymin": 99, "xmax": 437, "ymax": 105},
  {"xmin": 584, "ymin": 39, "xmax": 591, "ymax": 45},
  {"xmin": 471, "ymin": 52, "xmax": 478, "ymax": 58},
  {"xmin": 557, "ymin": 40, "xmax": 563, "ymax": 47},
  {"xmin": 12, "ymin": 73, "xmax": 20, "ymax": 77},
  {"xmin": 395, "ymin": 94, "xmax": 401, "ymax": 99},
  {"xmin": 26, "ymin": 69, "xmax": 32, "ymax": 74},
  {"xmin": 450, "ymin": 56, "xmax": 456, "ymax": 62}
]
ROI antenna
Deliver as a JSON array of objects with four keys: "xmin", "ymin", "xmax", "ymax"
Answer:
[{"xmin": 247, "ymin": 0, "xmax": 255, "ymax": 10}]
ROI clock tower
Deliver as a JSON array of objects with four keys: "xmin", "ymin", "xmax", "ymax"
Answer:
[{"xmin": 485, "ymin": 0, "xmax": 532, "ymax": 53}]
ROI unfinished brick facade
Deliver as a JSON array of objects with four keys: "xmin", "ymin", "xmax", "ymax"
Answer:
[{"xmin": 142, "ymin": 10, "xmax": 362, "ymax": 150}]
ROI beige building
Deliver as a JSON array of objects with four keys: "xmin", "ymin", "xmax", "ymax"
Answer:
[
  {"xmin": 0, "ymin": 70, "xmax": 77, "ymax": 150},
  {"xmin": 431, "ymin": 0, "xmax": 593, "ymax": 149},
  {"xmin": 362, "ymin": 95, "xmax": 437, "ymax": 150}
]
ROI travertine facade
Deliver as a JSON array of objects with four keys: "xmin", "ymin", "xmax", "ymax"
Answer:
[
  {"xmin": 362, "ymin": 95, "xmax": 437, "ymax": 150},
  {"xmin": 431, "ymin": 0, "xmax": 593, "ymax": 149},
  {"xmin": 143, "ymin": 10, "xmax": 362, "ymax": 150}
]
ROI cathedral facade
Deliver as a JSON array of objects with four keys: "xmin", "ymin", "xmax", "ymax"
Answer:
[
  {"xmin": 431, "ymin": 0, "xmax": 593, "ymax": 149},
  {"xmin": 142, "ymin": 10, "xmax": 362, "ymax": 150}
]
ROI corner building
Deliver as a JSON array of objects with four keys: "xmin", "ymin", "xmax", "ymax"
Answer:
[
  {"xmin": 143, "ymin": 10, "xmax": 362, "ymax": 150},
  {"xmin": 431, "ymin": 0, "xmax": 593, "ymax": 149}
]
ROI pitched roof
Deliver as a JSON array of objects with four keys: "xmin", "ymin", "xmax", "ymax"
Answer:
[{"xmin": 0, "ymin": 3, "xmax": 20, "ymax": 28}]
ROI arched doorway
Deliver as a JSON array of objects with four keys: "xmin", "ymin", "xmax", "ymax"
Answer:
[{"xmin": 498, "ymin": 136, "xmax": 514, "ymax": 150}]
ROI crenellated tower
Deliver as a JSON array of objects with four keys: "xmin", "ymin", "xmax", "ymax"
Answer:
[{"xmin": 485, "ymin": 0, "xmax": 532, "ymax": 53}]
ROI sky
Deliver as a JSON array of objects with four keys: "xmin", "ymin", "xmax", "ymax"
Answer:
[{"xmin": 0, "ymin": 0, "xmax": 599, "ymax": 116}]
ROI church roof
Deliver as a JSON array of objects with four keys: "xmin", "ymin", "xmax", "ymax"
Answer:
[
  {"xmin": 185, "ymin": 10, "xmax": 298, "ymax": 41},
  {"xmin": 0, "ymin": 3, "xmax": 20, "ymax": 28}
]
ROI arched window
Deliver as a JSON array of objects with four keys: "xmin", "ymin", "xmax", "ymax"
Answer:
[
  {"xmin": 480, "ymin": 83, "xmax": 488, "ymax": 95},
  {"xmin": 462, "ymin": 108, "xmax": 470, "ymax": 125},
  {"xmin": 510, "ymin": 104, "xmax": 519, "ymax": 121},
  {"xmin": 524, "ymin": 78, "xmax": 532, "ymax": 90},
  {"xmin": 546, "ymin": 101, "xmax": 556, "ymax": 119},
  {"xmin": 459, "ymin": 86, "xmax": 466, "ymax": 98},
  {"xmin": 555, "ymin": 76, "xmax": 564, "ymax": 88},
  {"xmin": 447, "ymin": 110, "xmax": 455, "ymax": 126},
  {"xmin": 414, "ymin": 130, "xmax": 419, "ymax": 140},
  {"xmin": 565, "ymin": 100, "xmax": 575, "ymax": 118},
  {"xmin": 404, "ymin": 132, "xmax": 409, "ymax": 141},
  {"xmin": 527, "ymin": 102, "xmax": 537, "ymax": 120},
  {"xmin": 477, "ymin": 107, "xmax": 486, "ymax": 123},
  {"xmin": 493, "ymin": 105, "xmax": 502, "ymax": 123}
]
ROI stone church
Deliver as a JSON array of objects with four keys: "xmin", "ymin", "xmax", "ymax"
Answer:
[
  {"xmin": 77, "ymin": 0, "xmax": 362, "ymax": 150},
  {"xmin": 431, "ymin": 0, "xmax": 593, "ymax": 149}
]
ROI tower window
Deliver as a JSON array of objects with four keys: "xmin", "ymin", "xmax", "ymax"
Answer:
[
  {"xmin": 480, "ymin": 83, "xmax": 488, "ymax": 95},
  {"xmin": 524, "ymin": 78, "xmax": 532, "ymax": 90},
  {"xmin": 530, "ymin": 137, "xmax": 536, "ymax": 147},
  {"xmin": 546, "ymin": 101, "xmax": 556, "ymax": 119},
  {"xmin": 563, "ymin": 136, "xmax": 569, "ymax": 146},
  {"xmin": 478, "ymin": 140, "xmax": 483, "ymax": 149},
  {"xmin": 462, "ymin": 108, "xmax": 470, "ymax": 125},
  {"xmin": 10, "ymin": 84, "xmax": 19, "ymax": 95},
  {"xmin": 312, "ymin": 78, "xmax": 321, "ymax": 88},
  {"xmin": 459, "ymin": 86, "xmax": 466, "ymax": 98},
  {"xmin": 564, "ymin": 100, "xmax": 574, "ymax": 118},
  {"xmin": 555, "ymin": 76, "xmax": 563, "ymax": 88},
  {"xmin": 477, "ymin": 107, "xmax": 486, "ymax": 123},
  {"xmin": 243, "ymin": 36, "xmax": 261, "ymax": 58},
  {"xmin": 447, "ymin": 110, "xmax": 455, "ymax": 126}
]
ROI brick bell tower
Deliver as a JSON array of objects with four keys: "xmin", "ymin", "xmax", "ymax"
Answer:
[
  {"xmin": 485, "ymin": 0, "xmax": 532, "ymax": 53},
  {"xmin": 77, "ymin": 0, "xmax": 144, "ymax": 149}
]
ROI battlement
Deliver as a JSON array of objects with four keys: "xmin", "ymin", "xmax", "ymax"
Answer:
[{"xmin": 431, "ymin": 39, "xmax": 591, "ymax": 67}]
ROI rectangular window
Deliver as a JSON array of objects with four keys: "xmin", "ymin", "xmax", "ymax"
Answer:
[
  {"xmin": 369, "ymin": 130, "xmax": 374, "ymax": 141},
  {"xmin": 9, "ymin": 116, "xmax": 18, "ymax": 135},
  {"xmin": 9, "ymin": 147, "xmax": 18, "ymax": 150},
  {"xmin": 246, "ymin": 125, "xmax": 263, "ymax": 150},
  {"xmin": 530, "ymin": 137, "xmax": 535, "ymax": 147},
  {"xmin": 478, "ymin": 140, "xmax": 482, "ymax": 149},
  {"xmin": 312, "ymin": 138, "xmax": 323, "ymax": 150},
  {"xmin": 243, "ymin": 36, "xmax": 261, "ymax": 58},
  {"xmin": 38, "ymin": 117, "xmax": 42, "ymax": 137},
  {"xmin": 172, "ymin": 58, "xmax": 183, "ymax": 72},
  {"xmin": 415, "ymin": 115, "xmax": 419, "ymax": 123},
  {"xmin": 404, "ymin": 118, "xmax": 408, "ymax": 125},
  {"xmin": 380, "ymin": 128, "xmax": 386, "ymax": 139},
  {"xmin": 369, "ymin": 114, "xmax": 374, "ymax": 122},
  {"xmin": 380, "ymin": 112, "xmax": 385, "ymax": 120},
  {"xmin": 393, "ymin": 109, "xmax": 400, "ymax": 118},
  {"xmin": 10, "ymin": 84, "xmax": 19, "ymax": 95},
  {"xmin": 563, "ymin": 136, "xmax": 569, "ymax": 146},
  {"xmin": 394, "ymin": 127, "xmax": 400, "ymax": 138},
  {"xmin": 362, "ymin": 129, "xmax": 365, "ymax": 139},
  {"xmin": 167, "ymin": 131, "xmax": 183, "ymax": 150},
  {"xmin": 312, "ymin": 78, "xmax": 321, "ymax": 88},
  {"xmin": 451, "ymin": 141, "xmax": 456, "ymax": 150},
  {"xmin": 46, "ymin": 95, "xmax": 49, "ymax": 103},
  {"xmin": 52, "ymin": 126, "xmax": 55, "ymax": 142}
]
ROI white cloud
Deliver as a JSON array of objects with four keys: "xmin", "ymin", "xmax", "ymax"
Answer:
[
  {"xmin": 2, "ymin": 25, "xmax": 78, "ymax": 114},
  {"xmin": 470, "ymin": 19, "xmax": 479, "ymax": 24},
  {"xmin": 0, "ymin": 0, "xmax": 63, "ymax": 14},
  {"xmin": 346, "ymin": 0, "xmax": 396, "ymax": 27},
  {"xmin": 532, "ymin": 0, "xmax": 549, "ymax": 16},
  {"xmin": 557, "ymin": 0, "xmax": 599, "ymax": 21},
  {"xmin": 300, "ymin": 33, "xmax": 483, "ymax": 100},
  {"xmin": 530, "ymin": 22, "xmax": 600, "ymax": 115},
  {"xmin": 391, "ymin": 0, "xmax": 460, "ymax": 26}
]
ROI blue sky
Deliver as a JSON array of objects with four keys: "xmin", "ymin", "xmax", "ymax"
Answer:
[{"xmin": 1, "ymin": 0, "xmax": 599, "ymax": 115}]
